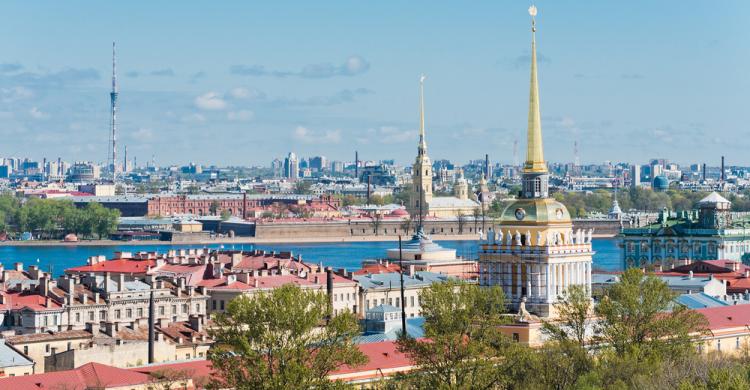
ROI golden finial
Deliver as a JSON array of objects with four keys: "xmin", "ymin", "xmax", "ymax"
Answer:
[{"xmin": 529, "ymin": 5, "xmax": 537, "ymax": 32}]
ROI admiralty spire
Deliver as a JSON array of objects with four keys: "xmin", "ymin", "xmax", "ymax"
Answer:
[{"xmin": 478, "ymin": 5, "xmax": 593, "ymax": 319}]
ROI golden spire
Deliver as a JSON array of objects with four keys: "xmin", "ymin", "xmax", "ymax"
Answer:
[
  {"xmin": 418, "ymin": 74, "xmax": 427, "ymax": 156},
  {"xmin": 524, "ymin": 5, "xmax": 547, "ymax": 173}
]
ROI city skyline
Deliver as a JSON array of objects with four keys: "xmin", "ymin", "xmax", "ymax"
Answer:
[{"xmin": 1, "ymin": 1, "xmax": 748, "ymax": 165}]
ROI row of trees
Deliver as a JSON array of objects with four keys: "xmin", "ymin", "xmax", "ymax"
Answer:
[
  {"xmin": 550, "ymin": 187, "xmax": 750, "ymax": 218},
  {"xmin": 208, "ymin": 269, "xmax": 749, "ymax": 389},
  {"xmin": 0, "ymin": 195, "xmax": 120, "ymax": 239}
]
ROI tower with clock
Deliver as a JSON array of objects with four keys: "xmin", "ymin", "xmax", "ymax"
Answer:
[{"xmin": 477, "ymin": 5, "xmax": 594, "ymax": 318}]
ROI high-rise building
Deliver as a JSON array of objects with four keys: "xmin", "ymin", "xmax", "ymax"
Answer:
[
  {"xmin": 271, "ymin": 158, "xmax": 283, "ymax": 177},
  {"xmin": 478, "ymin": 6, "xmax": 593, "ymax": 318},
  {"xmin": 309, "ymin": 156, "xmax": 327, "ymax": 172},
  {"xmin": 284, "ymin": 152, "xmax": 299, "ymax": 181},
  {"xmin": 630, "ymin": 164, "xmax": 640, "ymax": 189}
]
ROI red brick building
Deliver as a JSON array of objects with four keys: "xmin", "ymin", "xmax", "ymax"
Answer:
[{"xmin": 72, "ymin": 194, "xmax": 340, "ymax": 218}]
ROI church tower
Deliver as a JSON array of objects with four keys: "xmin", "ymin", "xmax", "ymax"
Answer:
[
  {"xmin": 478, "ymin": 5, "xmax": 593, "ymax": 318},
  {"xmin": 410, "ymin": 75, "xmax": 433, "ymax": 218},
  {"xmin": 454, "ymin": 169, "xmax": 469, "ymax": 200}
]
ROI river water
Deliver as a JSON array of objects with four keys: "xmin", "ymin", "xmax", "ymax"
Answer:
[{"xmin": 0, "ymin": 238, "xmax": 621, "ymax": 277}]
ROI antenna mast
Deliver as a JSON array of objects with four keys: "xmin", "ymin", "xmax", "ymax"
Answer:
[{"xmin": 109, "ymin": 42, "xmax": 119, "ymax": 184}]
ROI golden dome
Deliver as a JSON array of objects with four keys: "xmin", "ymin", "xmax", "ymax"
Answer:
[{"xmin": 499, "ymin": 198, "xmax": 572, "ymax": 226}]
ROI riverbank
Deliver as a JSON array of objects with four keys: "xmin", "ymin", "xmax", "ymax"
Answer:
[{"xmin": 0, "ymin": 233, "xmax": 616, "ymax": 247}]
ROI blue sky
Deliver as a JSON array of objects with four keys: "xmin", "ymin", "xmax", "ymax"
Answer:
[{"xmin": 0, "ymin": 1, "xmax": 748, "ymax": 167}]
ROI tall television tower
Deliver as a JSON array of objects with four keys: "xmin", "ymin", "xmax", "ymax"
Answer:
[{"xmin": 109, "ymin": 42, "xmax": 118, "ymax": 183}]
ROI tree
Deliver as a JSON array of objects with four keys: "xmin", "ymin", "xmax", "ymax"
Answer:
[
  {"xmin": 533, "ymin": 285, "xmax": 594, "ymax": 390},
  {"xmin": 400, "ymin": 217, "xmax": 413, "ymax": 235},
  {"xmin": 456, "ymin": 212, "xmax": 466, "ymax": 234},
  {"xmin": 149, "ymin": 367, "xmax": 195, "ymax": 390},
  {"xmin": 294, "ymin": 180, "xmax": 312, "ymax": 195},
  {"xmin": 595, "ymin": 268, "xmax": 707, "ymax": 362},
  {"xmin": 370, "ymin": 213, "xmax": 383, "ymax": 236},
  {"xmin": 208, "ymin": 284, "xmax": 367, "ymax": 390},
  {"xmin": 396, "ymin": 281, "xmax": 525, "ymax": 389},
  {"xmin": 86, "ymin": 203, "xmax": 120, "ymax": 239},
  {"xmin": 209, "ymin": 200, "xmax": 220, "ymax": 216},
  {"xmin": 543, "ymin": 284, "xmax": 591, "ymax": 347},
  {"xmin": 220, "ymin": 209, "xmax": 232, "ymax": 221}
]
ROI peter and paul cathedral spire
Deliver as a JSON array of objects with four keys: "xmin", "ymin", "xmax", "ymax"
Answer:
[
  {"xmin": 410, "ymin": 74, "xmax": 433, "ymax": 219},
  {"xmin": 418, "ymin": 74, "xmax": 427, "ymax": 157}
]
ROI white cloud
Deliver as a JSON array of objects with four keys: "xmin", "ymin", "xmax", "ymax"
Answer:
[
  {"xmin": 228, "ymin": 87, "xmax": 265, "ymax": 100},
  {"xmin": 293, "ymin": 126, "xmax": 342, "ymax": 144},
  {"xmin": 194, "ymin": 92, "xmax": 227, "ymax": 110},
  {"xmin": 132, "ymin": 127, "xmax": 155, "ymax": 141},
  {"xmin": 359, "ymin": 126, "xmax": 415, "ymax": 144},
  {"xmin": 181, "ymin": 113, "xmax": 206, "ymax": 123},
  {"xmin": 227, "ymin": 110, "xmax": 254, "ymax": 121},
  {"xmin": 1, "ymin": 86, "xmax": 33, "ymax": 103},
  {"xmin": 28, "ymin": 106, "xmax": 47, "ymax": 119}
]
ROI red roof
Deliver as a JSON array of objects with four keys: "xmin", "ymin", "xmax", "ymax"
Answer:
[
  {"xmin": 210, "ymin": 272, "xmax": 355, "ymax": 291},
  {"xmin": 695, "ymin": 305, "xmax": 750, "ymax": 330},
  {"xmin": 0, "ymin": 291, "xmax": 62, "ymax": 312},
  {"xmin": 66, "ymin": 258, "xmax": 156, "ymax": 274},
  {"xmin": 353, "ymin": 263, "xmax": 401, "ymax": 275},
  {"xmin": 0, "ymin": 362, "xmax": 150, "ymax": 389},
  {"xmin": 0, "ymin": 341, "xmax": 415, "ymax": 388},
  {"xmin": 331, "ymin": 341, "xmax": 412, "ymax": 377}
]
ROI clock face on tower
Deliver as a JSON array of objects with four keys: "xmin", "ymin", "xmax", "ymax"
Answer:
[{"xmin": 515, "ymin": 208, "xmax": 526, "ymax": 221}]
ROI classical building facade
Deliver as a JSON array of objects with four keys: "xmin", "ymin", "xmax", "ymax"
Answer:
[
  {"xmin": 478, "ymin": 8, "xmax": 594, "ymax": 318},
  {"xmin": 620, "ymin": 192, "xmax": 750, "ymax": 268},
  {"xmin": 408, "ymin": 77, "xmax": 480, "ymax": 219}
]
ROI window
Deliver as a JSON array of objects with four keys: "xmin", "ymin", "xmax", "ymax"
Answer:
[
  {"xmin": 380, "ymin": 298, "xmax": 385, "ymax": 305},
  {"xmin": 410, "ymin": 296, "xmax": 415, "ymax": 307},
  {"xmin": 138, "ymin": 308, "xmax": 143, "ymax": 318},
  {"xmin": 388, "ymin": 298, "xmax": 393, "ymax": 306},
  {"xmin": 126, "ymin": 309, "xmax": 132, "ymax": 318},
  {"xmin": 717, "ymin": 339, "xmax": 722, "ymax": 351},
  {"xmin": 45, "ymin": 344, "xmax": 50, "ymax": 353},
  {"xmin": 75, "ymin": 313, "xmax": 80, "ymax": 323},
  {"xmin": 172, "ymin": 305, "xmax": 177, "ymax": 314},
  {"xmin": 220, "ymin": 301, "xmax": 225, "ymax": 310},
  {"xmin": 212, "ymin": 300, "xmax": 217, "ymax": 310},
  {"xmin": 333, "ymin": 294, "xmax": 337, "ymax": 302},
  {"xmin": 100, "ymin": 310, "xmax": 106, "ymax": 320},
  {"xmin": 366, "ymin": 300, "xmax": 370, "ymax": 310},
  {"xmin": 196, "ymin": 304, "xmax": 200, "ymax": 312},
  {"xmin": 159, "ymin": 306, "xmax": 165, "ymax": 315},
  {"xmin": 89, "ymin": 311, "xmax": 94, "ymax": 321},
  {"xmin": 512, "ymin": 333, "xmax": 520, "ymax": 342},
  {"xmin": 396, "ymin": 298, "xmax": 400, "ymax": 307},
  {"xmin": 24, "ymin": 346, "xmax": 28, "ymax": 355},
  {"xmin": 186, "ymin": 354, "xmax": 191, "ymax": 359},
  {"xmin": 182, "ymin": 304, "xmax": 188, "ymax": 313},
  {"xmin": 43, "ymin": 316, "xmax": 48, "ymax": 326},
  {"xmin": 737, "ymin": 337, "xmax": 741, "ymax": 350}
]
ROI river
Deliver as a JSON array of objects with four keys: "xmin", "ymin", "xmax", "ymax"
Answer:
[{"xmin": 0, "ymin": 238, "xmax": 621, "ymax": 276}]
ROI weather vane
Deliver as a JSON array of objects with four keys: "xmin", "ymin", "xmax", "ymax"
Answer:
[{"xmin": 528, "ymin": 5, "xmax": 537, "ymax": 32}]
